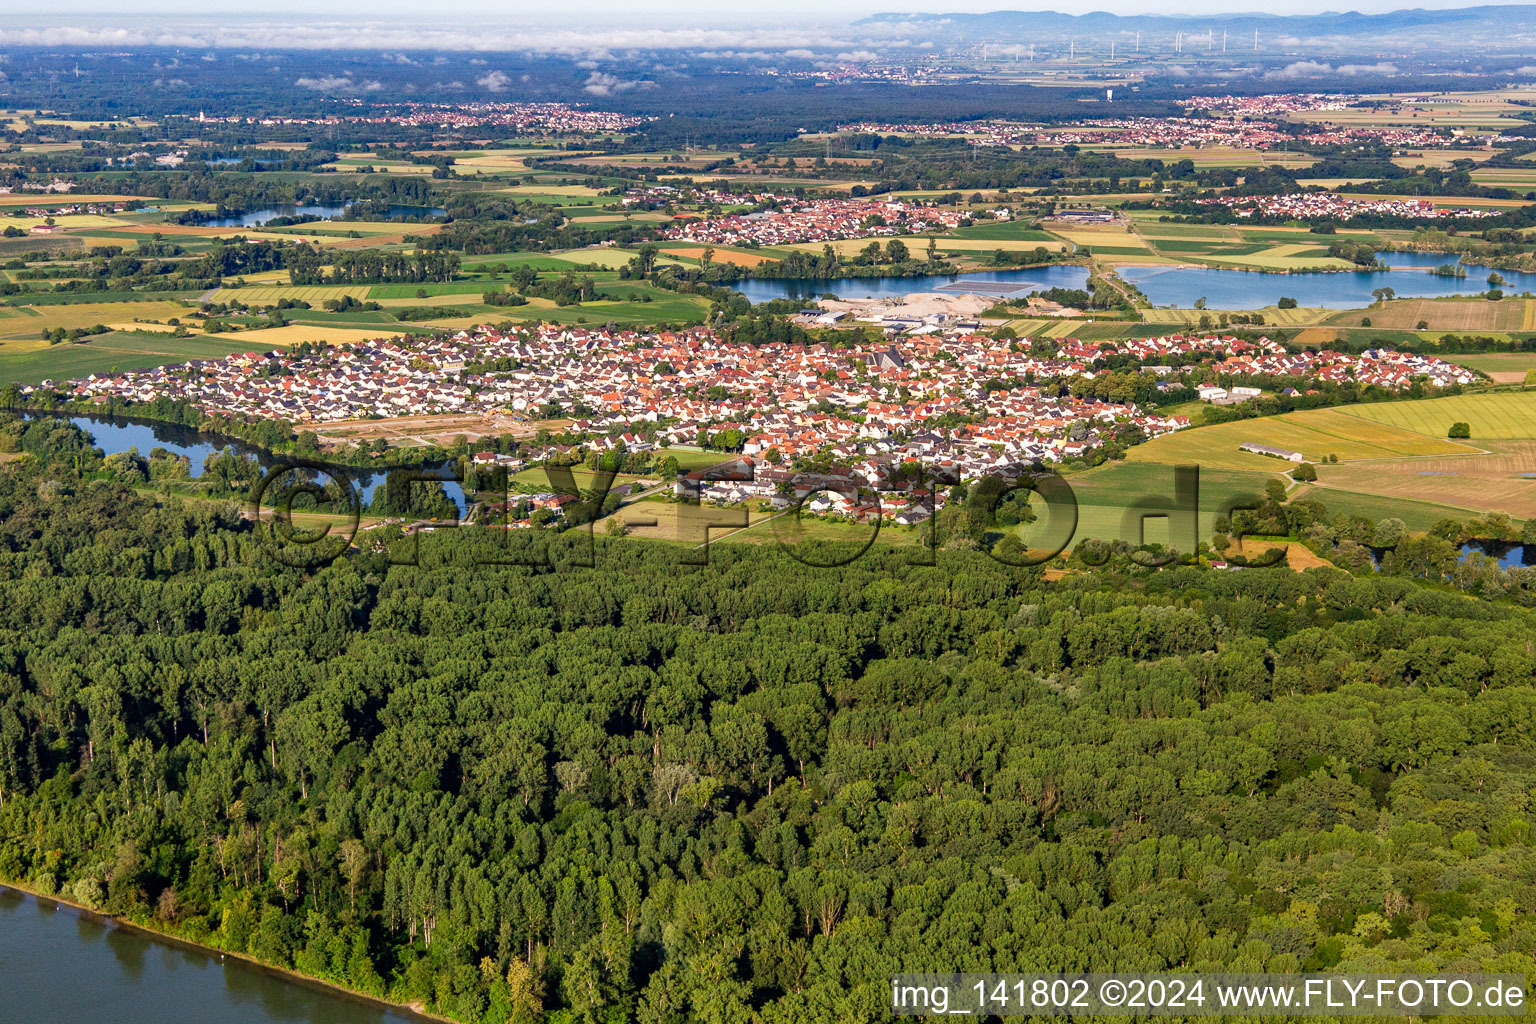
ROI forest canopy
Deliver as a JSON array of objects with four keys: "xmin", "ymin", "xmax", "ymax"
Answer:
[{"xmin": 0, "ymin": 425, "xmax": 1532, "ymax": 1022}]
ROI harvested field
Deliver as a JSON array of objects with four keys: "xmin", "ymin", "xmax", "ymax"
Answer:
[
  {"xmin": 659, "ymin": 246, "xmax": 778, "ymax": 267},
  {"xmin": 1224, "ymin": 538, "xmax": 1336, "ymax": 571},
  {"xmin": 1309, "ymin": 441, "xmax": 1536, "ymax": 519}
]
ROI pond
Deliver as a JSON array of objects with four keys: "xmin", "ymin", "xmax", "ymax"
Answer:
[
  {"xmin": 1120, "ymin": 253, "xmax": 1536, "ymax": 311},
  {"xmin": 1461, "ymin": 539, "xmax": 1534, "ymax": 570},
  {"xmin": 729, "ymin": 265, "xmax": 1092, "ymax": 303},
  {"xmin": 22, "ymin": 413, "xmax": 466, "ymax": 514},
  {"xmin": 0, "ymin": 887, "xmax": 422, "ymax": 1024},
  {"xmin": 198, "ymin": 204, "xmax": 447, "ymax": 228}
]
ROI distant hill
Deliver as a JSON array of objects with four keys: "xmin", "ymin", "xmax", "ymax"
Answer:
[{"xmin": 855, "ymin": 5, "xmax": 1536, "ymax": 45}]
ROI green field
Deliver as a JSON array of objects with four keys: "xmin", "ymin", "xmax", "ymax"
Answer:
[
  {"xmin": 1338, "ymin": 392, "xmax": 1536, "ymax": 440},
  {"xmin": 1289, "ymin": 483, "xmax": 1479, "ymax": 532},
  {"xmin": 368, "ymin": 283, "xmax": 496, "ymax": 299},
  {"xmin": 1047, "ymin": 462, "xmax": 1278, "ymax": 550},
  {"xmin": 0, "ymin": 331, "xmax": 308, "ymax": 384},
  {"xmin": 949, "ymin": 221, "xmax": 1056, "ymax": 242}
]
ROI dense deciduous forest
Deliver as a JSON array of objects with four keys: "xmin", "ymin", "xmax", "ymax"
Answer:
[{"xmin": 0, "ymin": 420, "xmax": 1532, "ymax": 1022}]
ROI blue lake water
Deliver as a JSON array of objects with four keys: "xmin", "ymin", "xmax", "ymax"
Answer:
[
  {"xmin": 24, "ymin": 413, "xmax": 465, "ymax": 514},
  {"xmin": 1460, "ymin": 540, "xmax": 1534, "ymax": 569},
  {"xmin": 200, "ymin": 204, "xmax": 446, "ymax": 228},
  {"xmin": 1121, "ymin": 253, "xmax": 1536, "ymax": 311},
  {"xmin": 0, "ymin": 888, "xmax": 422, "ymax": 1024},
  {"xmin": 731, "ymin": 265, "xmax": 1092, "ymax": 303}
]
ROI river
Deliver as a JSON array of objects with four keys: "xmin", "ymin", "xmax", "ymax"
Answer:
[
  {"xmin": 21, "ymin": 412, "xmax": 467, "ymax": 514},
  {"xmin": 728, "ymin": 264, "xmax": 1092, "ymax": 303},
  {"xmin": 199, "ymin": 204, "xmax": 447, "ymax": 228},
  {"xmin": 0, "ymin": 888, "xmax": 421, "ymax": 1024}
]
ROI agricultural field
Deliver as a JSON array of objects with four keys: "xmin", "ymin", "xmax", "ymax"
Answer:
[
  {"xmin": 0, "ymin": 300, "xmax": 196, "ymax": 342},
  {"xmin": 1052, "ymin": 461, "xmax": 1279, "ymax": 550},
  {"xmin": 1338, "ymin": 392, "xmax": 1536, "ymax": 440},
  {"xmin": 1000, "ymin": 317, "xmax": 1094, "ymax": 337},
  {"xmin": 658, "ymin": 246, "xmax": 778, "ymax": 267},
  {"xmin": 1130, "ymin": 220, "xmax": 1359, "ymax": 270},
  {"xmin": 1444, "ymin": 352, "xmax": 1536, "ymax": 382},
  {"xmin": 209, "ymin": 285, "xmax": 374, "ymax": 305},
  {"xmin": 1324, "ymin": 297, "xmax": 1533, "ymax": 332},
  {"xmin": 1309, "ymin": 441, "xmax": 1536, "ymax": 519},
  {"xmin": 1079, "ymin": 145, "xmax": 1318, "ymax": 170},
  {"xmin": 1049, "ymin": 221, "xmax": 1166, "ymax": 260},
  {"xmin": 1287, "ymin": 483, "xmax": 1483, "ymax": 532},
  {"xmin": 1125, "ymin": 407, "xmax": 1476, "ymax": 470},
  {"xmin": 948, "ymin": 221, "xmax": 1057, "ymax": 242},
  {"xmin": 0, "ymin": 330, "xmax": 330, "ymax": 384},
  {"xmin": 1143, "ymin": 305, "xmax": 1334, "ymax": 327}
]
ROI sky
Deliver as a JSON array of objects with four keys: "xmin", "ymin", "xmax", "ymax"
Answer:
[
  {"xmin": 0, "ymin": 1, "xmax": 1531, "ymax": 53},
  {"xmin": 6, "ymin": 1, "xmax": 1535, "ymax": 23}
]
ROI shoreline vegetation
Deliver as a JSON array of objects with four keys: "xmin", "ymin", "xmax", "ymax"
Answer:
[{"xmin": 0, "ymin": 879, "xmax": 446, "ymax": 1024}]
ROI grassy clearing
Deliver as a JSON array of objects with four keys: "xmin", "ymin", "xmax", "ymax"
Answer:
[
  {"xmin": 1125, "ymin": 408, "xmax": 1476, "ymax": 470},
  {"xmin": 1338, "ymin": 392, "xmax": 1536, "ymax": 440}
]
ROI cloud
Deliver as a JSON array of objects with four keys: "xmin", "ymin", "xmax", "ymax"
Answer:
[
  {"xmin": 0, "ymin": 21, "xmax": 927, "ymax": 55},
  {"xmin": 582, "ymin": 70, "xmax": 650, "ymax": 96},
  {"xmin": 1270, "ymin": 60, "xmax": 1332, "ymax": 78},
  {"xmin": 1515, "ymin": 65, "xmax": 1536, "ymax": 75},
  {"xmin": 782, "ymin": 48, "xmax": 815, "ymax": 59},
  {"xmin": 294, "ymin": 74, "xmax": 382, "ymax": 94},
  {"xmin": 1339, "ymin": 62, "xmax": 1397, "ymax": 75},
  {"xmin": 476, "ymin": 69, "xmax": 511, "ymax": 91},
  {"xmin": 836, "ymin": 50, "xmax": 879, "ymax": 61}
]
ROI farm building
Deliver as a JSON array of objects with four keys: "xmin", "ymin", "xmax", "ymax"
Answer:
[{"xmin": 1239, "ymin": 442, "xmax": 1304, "ymax": 462}]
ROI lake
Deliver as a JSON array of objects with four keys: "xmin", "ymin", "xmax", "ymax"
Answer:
[
  {"xmin": 0, "ymin": 887, "xmax": 422, "ymax": 1024},
  {"xmin": 730, "ymin": 265, "xmax": 1092, "ymax": 303},
  {"xmin": 199, "ymin": 204, "xmax": 447, "ymax": 228},
  {"xmin": 21, "ymin": 413, "xmax": 466, "ymax": 514},
  {"xmin": 1120, "ymin": 253, "xmax": 1536, "ymax": 311}
]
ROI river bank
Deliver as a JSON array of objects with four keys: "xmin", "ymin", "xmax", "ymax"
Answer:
[{"xmin": 0, "ymin": 878, "xmax": 446, "ymax": 1024}]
